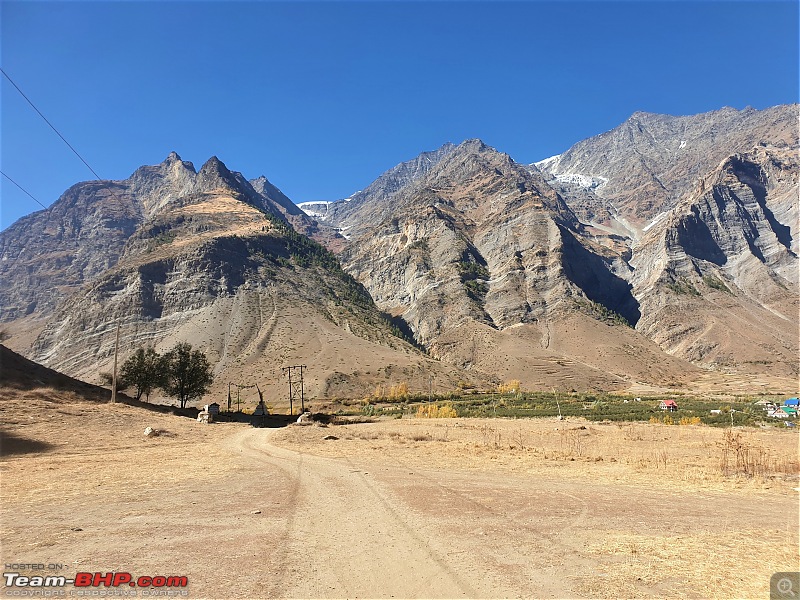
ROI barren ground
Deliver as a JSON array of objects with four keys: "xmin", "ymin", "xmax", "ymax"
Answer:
[{"xmin": 1, "ymin": 387, "xmax": 798, "ymax": 599}]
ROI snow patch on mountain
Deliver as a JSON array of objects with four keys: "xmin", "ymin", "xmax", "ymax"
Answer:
[
  {"xmin": 533, "ymin": 154, "xmax": 562, "ymax": 171},
  {"xmin": 297, "ymin": 201, "xmax": 331, "ymax": 219},
  {"xmin": 554, "ymin": 173, "xmax": 608, "ymax": 190}
]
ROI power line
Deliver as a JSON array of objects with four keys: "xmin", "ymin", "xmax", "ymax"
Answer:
[
  {"xmin": 0, "ymin": 170, "xmax": 48, "ymax": 210},
  {"xmin": 1, "ymin": 68, "xmax": 102, "ymax": 180}
]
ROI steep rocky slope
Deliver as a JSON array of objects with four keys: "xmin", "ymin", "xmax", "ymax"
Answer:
[
  {"xmin": 1, "ymin": 156, "xmax": 474, "ymax": 401},
  {"xmin": 314, "ymin": 140, "xmax": 699, "ymax": 390},
  {"xmin": 0, "ymin": 153, "xmax": 329, "ymax": 324},
  {"xmin": 304, "ymin": 107, "xmax": 798, "ymax": 384},
  {"xmin": 631, "ymin": 146, "xmax": 799, "ymax": 376},
  {"xmin": 535, "ymin": 105, "xmax": 797, "ymax": 235},
  {"xmin": 320, "ymin": 142, "xmax": 458, "ymax": 237},
  {"xmin": 527, "ymin": 105, "xmax": 799, "ymax": 377}
]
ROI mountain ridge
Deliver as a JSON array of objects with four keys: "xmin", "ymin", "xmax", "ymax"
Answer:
[{"xmin": 2, "ymin": 104, "xmax": 797, "ymax": 398}]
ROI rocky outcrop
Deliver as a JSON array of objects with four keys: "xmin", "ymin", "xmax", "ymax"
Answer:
[
  {"xmin": 0, "ymin": 181, "xmax": 142, "ymax": 321},
  {"xmin": 528, "ymin": 105, "xmax": 799, "ymax": 377},
  {"xmin": 318, "ymin": 139, "xmax": 697, "ymax": 389},
  {"xmin": 630, "ymin": 146, "xmax": 798, "ymax": 375},
  {"xmin": 536, "ymin": 105, "xmax": 798, "ymax": 233},
  {"xmin": 316, "ymin": 142, "xmax": 458, "ymax": 238}
]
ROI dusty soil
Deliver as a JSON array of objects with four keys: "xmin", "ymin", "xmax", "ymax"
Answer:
[{"xmin": 2, "ymin": 387, "xmax": 798, "ymax": 599}]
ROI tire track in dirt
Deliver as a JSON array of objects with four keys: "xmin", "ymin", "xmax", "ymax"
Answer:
[
  {"xmin": 340, "ymin": 456, "xmax": 480, "ymax": 598},
  {"xmin": 230, "ymin": 428, "xmax": 306, "ymax": 598},
  {"xmin": 361, "ymin": 454, "xmax": 590, "ymax": 597},
  {"xmin": 228, "ymin": 428, "xmax": 480, "ymax": 598},
  {"xmin": 392, "ymin": 460, "xmax": 591, "ymax": 546}
]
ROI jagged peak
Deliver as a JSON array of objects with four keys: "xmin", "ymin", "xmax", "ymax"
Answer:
[
  {"xmin": 250, "ymin": 174, "xmax": 289, "ymax": 201},
  {"xmin": 457, "ymin": 138, "xmax": 491, "ymax": 151},
  {"xmin": 447, "ymin": 138, "xmax": 516, "ymax": 168},
  {"xmin": 199, "ymin": 155, "xmax": 229, "ymax": 174},
  {"xmin": 161, "ymin": 151, "xmax": 196, "ymax": 174}
]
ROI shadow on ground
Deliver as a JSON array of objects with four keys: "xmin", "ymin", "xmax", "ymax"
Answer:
[{"xmin": 0, "ymin": 430, "xmax": 56, "ymax": 457}]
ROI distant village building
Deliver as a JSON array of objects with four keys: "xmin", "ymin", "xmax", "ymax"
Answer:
[{"xmin": 659, "ymin": 399, "xmax": 678, "ymax": 412}]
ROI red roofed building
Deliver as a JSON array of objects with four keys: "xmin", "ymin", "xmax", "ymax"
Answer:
[{"xmin": 659, "ymin": 399, "xmax": 678, "ymax": 412}]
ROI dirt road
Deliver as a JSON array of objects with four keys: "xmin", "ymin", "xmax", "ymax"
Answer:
[
  {"xmin": 229, "ymin": 427, "xmax": 593, "ymax": 598},
  {"xmin": 225, "ymin": 426, "xmax": 798, "ymax": 598}
]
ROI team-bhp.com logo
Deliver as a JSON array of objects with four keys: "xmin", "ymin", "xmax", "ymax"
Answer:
[{"xmin": 4, "ymin": 571, "xmax": 188, "ymax": 593}]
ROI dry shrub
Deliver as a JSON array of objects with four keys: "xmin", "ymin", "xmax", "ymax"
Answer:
[
  {"xmin": 719, "ymin": 429, "xmax": 799, "ymax": 479},
  {"xmin": 416, "ymin": 404, "xmax": 457, "ymax": 418},
  {"xmin": 679, "ymin": 416, "xmax": 701, "ymax": 426},
  {"xmin": 559, "ymin": 428, "xmax": 586, "ymax": 457}
]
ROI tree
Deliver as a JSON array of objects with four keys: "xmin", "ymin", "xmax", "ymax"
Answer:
[
  {"xmin": 120, "ymin": 347, "xmax": 165, "ymax": 402},
  {"xmin": 162, "ymin": 342, "xmax": 214, "ymax": 409}
]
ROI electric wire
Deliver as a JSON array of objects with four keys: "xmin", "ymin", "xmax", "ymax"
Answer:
[
  {"xmin": 1, "ymin": 170, "xmax": 48, "ymax": 210},
  {"xmin": 1, "ymin": 68, "xmax": 102, "ymax": 180}
]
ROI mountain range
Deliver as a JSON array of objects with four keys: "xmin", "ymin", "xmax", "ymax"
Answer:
[{"xmin": 1, "ymin": 104, "xmax": 797, "ymax": 403}]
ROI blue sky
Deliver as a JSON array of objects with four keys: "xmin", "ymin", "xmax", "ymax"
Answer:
[{"xmin": 1, "ymin": 1, "xmax": 798, "ymax": 230}]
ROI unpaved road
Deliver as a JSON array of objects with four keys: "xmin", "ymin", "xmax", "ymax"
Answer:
[
  {"xmin": 2, "ymin": 399, "xmax": 798, "ymax": 599},
  {"xmin": 224, "ymin": 427, "xmax": 798, "ymax": 598},
  {"xmin": 231, "ymin": 428, "xmax": 591, "ymax": 598}
]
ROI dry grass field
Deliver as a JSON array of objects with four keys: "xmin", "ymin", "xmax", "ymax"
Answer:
[{"xmin": 2, "ymin": 385, "xmax": 798, "ymax": 599}]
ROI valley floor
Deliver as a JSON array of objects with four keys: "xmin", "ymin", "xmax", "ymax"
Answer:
[{"xmin": 1, "ymin": 390, "xmax": 798, "ymax": 599}]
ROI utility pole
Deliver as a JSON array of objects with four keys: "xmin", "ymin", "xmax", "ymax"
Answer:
[
  {"xmin": 110, "ymin": 321, "xmax": 121, "ymax": 404},
  {"xmin": 287, "ymin": 368, "xmax": 293, "ymax": 416},
  {"xmin": 282, "ymin": 365, "xmax": 306, "ymax": 415}
]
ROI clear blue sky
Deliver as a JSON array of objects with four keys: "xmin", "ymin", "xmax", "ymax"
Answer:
[{"xmin": 1, "ymin": 1, "xmax": 798, "ymax": 230}]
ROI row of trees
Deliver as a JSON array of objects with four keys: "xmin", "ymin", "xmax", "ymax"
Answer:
[{"xmin": 120, "ymin": 342, "xmax": 214, "ymax": 408}]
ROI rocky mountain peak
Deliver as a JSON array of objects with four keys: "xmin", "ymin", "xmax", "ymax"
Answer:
[
  {"xmin": 196, "ymin": 155, "xmax": 245, "ymax": 195},
  {"xmin": 456, "ymin": 138, "xmax": 489, "ymax": 152},
  {"xmin": 447, "ymin": 139, "xmax": 516, "ymax": 164},
  {"xmin": 198, "ymin": 155, "xmax": 230, "ymax": 178},
  {"xmin": 424, "ymin": 138, "xmax": 537, "ymax": 196},
  {"xmin": 536, "ymin": 104, "xmax": 798, "ymax": 230}
]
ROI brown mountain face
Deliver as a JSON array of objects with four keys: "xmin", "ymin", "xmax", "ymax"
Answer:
[
  {"xmin": 305, "ymin": 108, "xmax": 798, "ymax": 386},
  {"xmin": 0, "ymin": 155, "xmax": 475, "ymax": 403},
  {"xmin": 536, "ymin": 105, "xmax": 798, "ymax": 235},
  {"xmin": 630, "ymin": 145, "xmax": 799, "ymax": 376},
  {"xmin": 0, "ymin": 153, "xmax": 306, "ymax": 326},
  {"xmin": 532, "ymin": 105, "xmax": 799, "ymax": 378},
  {"xmin": 317, "ymin": 140, "xmax": 700, "ymax": 391}
]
